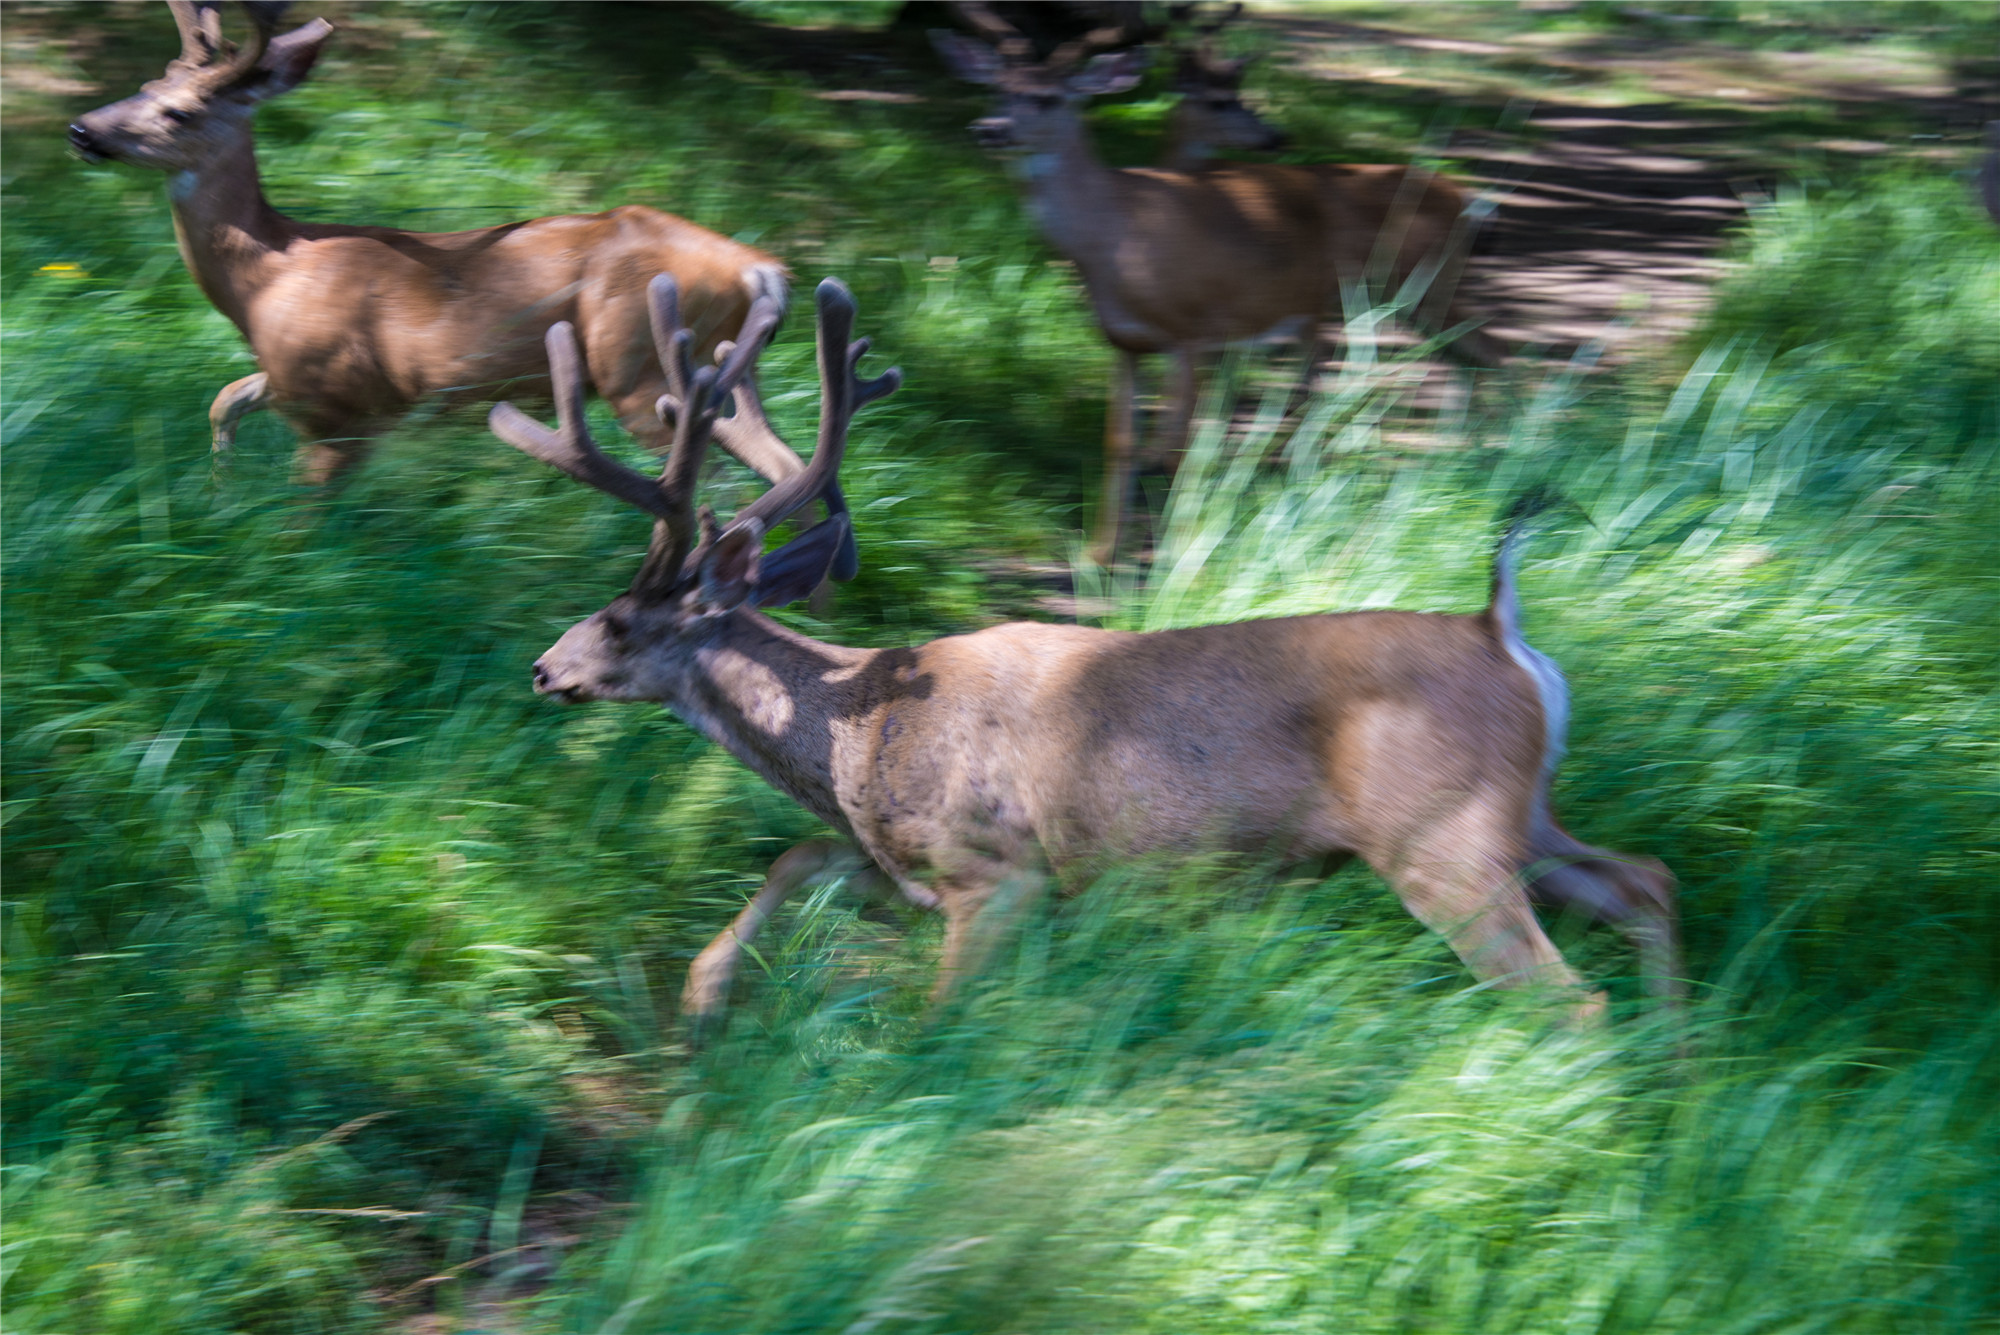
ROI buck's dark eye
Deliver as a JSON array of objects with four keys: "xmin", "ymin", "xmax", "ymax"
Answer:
[
  {"xmin": 163, "ymin": 106, "xmax": 197, "ymax": 124},
  {"xmin": 600, "ymin": 613, "xmax": 629, "ymax": 642}
]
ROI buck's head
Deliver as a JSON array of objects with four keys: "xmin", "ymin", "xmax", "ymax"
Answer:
[
  {"xmin": 1167, "ymin": 28, "xmax": 1286, "ymax": 157},
  {"xmin": 69, "ymin": 2, "xmax": 331, "ymax": 172},
  {"xmin": 933, "ymin": 31, "xmax": 1148, "ymax": 154},
  {"xmin": 491, "ymin": 277, "xmax": 899, "ymax": 706}
]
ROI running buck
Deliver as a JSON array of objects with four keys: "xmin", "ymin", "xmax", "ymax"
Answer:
[
  {"xmin": 936, "ymin": 26, "xmax": 1504, "ymax": 565},
  {"xmin": 491, "ymin": 274, "xmax": 1678, "ymax": 1031},
  {"xmin": 69, "ymin": 1, "xmax": 787, "ymax": 486}
]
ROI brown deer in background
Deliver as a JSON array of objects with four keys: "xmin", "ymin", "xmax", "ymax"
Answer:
[
  {"xmin": 937, "ymin": 21, "xmax": 1504, "ymax": 565},
  {"xmin": 489, "ymin": 273, "xmax": 1678, "ymax": 1032},
  {"xmin": 69, "ymin": 1, "xmax": 789, "ymax": 491}
]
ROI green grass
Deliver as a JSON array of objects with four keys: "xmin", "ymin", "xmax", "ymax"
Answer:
[{"xmin": 4, "ymin": 4, "xmax": 1998, "ymax": 1332}]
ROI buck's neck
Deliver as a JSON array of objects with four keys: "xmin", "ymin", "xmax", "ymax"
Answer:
[
  {"xmin": 1014, "ymin": 115, "xmax": 1125, "ymax": 268},
  {"xmin": 164, "ymin": 130, "xmax": 290, "ymax": 338},
  {"xmin": 670, "ymin": 611, "xmax": 878, "ymax": 834}
]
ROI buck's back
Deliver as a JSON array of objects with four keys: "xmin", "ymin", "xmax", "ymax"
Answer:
[
  {"xmin": 252, "ymin": 205, "xmax": 778, "ymax": 412},
  {"xmin": 850, "ymin": 611, "xmax": 1547, "ymax": 870}
]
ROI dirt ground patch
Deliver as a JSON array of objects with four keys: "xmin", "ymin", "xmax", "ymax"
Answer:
[{"xmin": 1269, "ymin": 8, "xmax": 1997, "ymax": 366}]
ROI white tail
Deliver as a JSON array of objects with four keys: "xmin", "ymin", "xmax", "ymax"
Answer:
[
  {"xmin": 70, "ymin": 1, "xmax": 787, "ymax": 485},
  {"xmin": 487, "ymin": 273, "xmax": 1679, "ymax": 1032}
]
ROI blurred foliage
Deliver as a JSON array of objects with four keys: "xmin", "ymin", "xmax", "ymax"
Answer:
[{"xmin": 3, "ymin": 3, "xmax": 1998, "ymax": 1333}]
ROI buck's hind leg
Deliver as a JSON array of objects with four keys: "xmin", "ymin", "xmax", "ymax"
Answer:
[
  {"xmin": 1527, "ymin": 826, "xmax": 1682, "ymax": 1006},
  {"xmin": 209, "ymin": 372, "xmax": 270, "ymax": 466},
  {"xmin": 1369, "ymin": 791, "xmax": 1601, "ymax": 1024},
  {"xmin": 681, "ymin": 840, "xmax": 887, "ymax": 1032}
]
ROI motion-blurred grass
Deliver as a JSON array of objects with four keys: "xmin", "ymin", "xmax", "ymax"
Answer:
[{"xmin": 3, "ymin": 4, "xmax": 1997, "ymax": 1333}]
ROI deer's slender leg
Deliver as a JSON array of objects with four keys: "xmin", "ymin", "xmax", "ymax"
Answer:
[
  {"xmin": 1370, "ymin": 792, "xmax": 1601, "ymax": 1024},
  {"xmin": 208, "ymin": 371, "xmax": 270, "ymax": 463},
  {"xmin": 1292, "ymin": 323, "xmax": 1323, "ymax": 413},
  {"xmin": 1423, "ymin": 213, "xmax": 1507, "ymax": 371},
  {"xmin": 1153, "ymin": 345, "xmax": 1202, "ymax": 476},
  {"xmin": 1089, "ymin": 348, "xmax": 1141, "ymax": 566},
  {"xmin": 292, "ymin": 437, "xmax": 369, "ymax": 488},
  {"xmin": 681, "ymin": 840, "xmax": 886, "ymax": 1028},
  {"xmin": 1526, "ymin": 832, "xmax": 1683, "ymax": 1006},
  {"xmin": 929, "ymin": 870, "xmax": 1049, "ymax": 1006}
]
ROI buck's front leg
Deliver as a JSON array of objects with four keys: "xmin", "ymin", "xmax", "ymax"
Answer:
[
  {"xmin": 208, "ymin": 372, "xmax": 270, "ymax": 465},
  {"xmin": 929, "ymin": 869, "xmax": 1050, "ymax": 1008},
  {"xmin": 680, "ymin": 839, "xmax": 888, "ymax": 1033}
]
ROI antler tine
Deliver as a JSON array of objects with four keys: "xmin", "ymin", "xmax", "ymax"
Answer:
[
  {"xmin": 225, "ymin": 2, "xmax": 280, "ymax": 83},
  {"xmin": 951, "ymin": 2, "xmax": 1035, "ymax": 61},
  {"xmin": 649, "ymin": 276, "xmax": 796, "ymax": 484},
  {"xmin": 729, "ymin": 278, "xmax": 899, "ymax": 538},
  {"xmin": 1047, "ymin": 3, "xmax": 1162, "ymax": 72},
  {"xmin": 646, "ymin": 274, "xmax": 700, "ymax": 423},
  {"xmin": 488, "ymin": 322, "xmax": 676, "ymax": 521},
  {"xmin": 712, "ymin": 297, "xmax": 784, "ymax": 402},
  {"xmin": 709, "ymin": 353, "xmax": 805, "ymax": 485},
  {"xmin": 176, "ymin": 0, "xmax": 285, "ymax": 90},
  {"xmin": 167, "ymin": 1, "xmax": 221, "ymax": 64},
  {"xmin": 642, "ymin": 360, "xmax": 722, "ymax": 588}
]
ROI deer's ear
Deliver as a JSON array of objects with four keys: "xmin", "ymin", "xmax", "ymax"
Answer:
[
  {"xmin": 752, "ymin": 514, "xmax": 850, "ymax": 610},
  {"xmin": 699, "ymin": 520, "xmax": 764, "ymax": 611},
  {"xmin": 240, "ymin": 18, "xmax": 333, "ymax": 101},
  {"xmin": 932, "ymin": 30, "xmax": 1004, "ymax": 85},
  {"xmin": 1070, "ymin": 48, "xmax": 1148, "ymax": 97}
]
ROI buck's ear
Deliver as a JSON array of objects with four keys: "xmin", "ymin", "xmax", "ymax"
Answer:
[
  {"xmin": 241, "ymin": 18, "xmax": 333, "ymax": 101},
  {"xmin": 1070, "ymin": 48, "xmax": 1148, "ymax": 97},
  {"xmin": 751, "ymin": 515, "xmax": 850, "ymax": 610},
  {"xmin": 699, "ymin": 520, "xmax": 764, "ymax": 611},
  {"xmin": 932, "ymin": 30, "xmax": 1004, "ymax": 85}
]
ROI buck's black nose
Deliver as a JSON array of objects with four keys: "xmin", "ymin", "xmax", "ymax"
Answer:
[
  {"xmin": 970, "ymin": 118, "xmax": 1015, "ymax": 149},
  {"xmin": 68, "ymin": 123, "xmax": 105, "ymax": 159},
  {"xmin": 531, "ymin": 661, "xmax": 552, "ymax": 694}
]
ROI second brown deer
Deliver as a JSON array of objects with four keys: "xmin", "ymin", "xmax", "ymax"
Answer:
[
  {"xmin": 490, "ymin": 274, "xmax": 1678, "ymax": 1034},
  {"xmin": 70, "ymin": 1, "xmax": 792, "ymax": 495},
  {"xmin": 937, "ymin": 26, "xmax": 1504, "ymax": 565}
]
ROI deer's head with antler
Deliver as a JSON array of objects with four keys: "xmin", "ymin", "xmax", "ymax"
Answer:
[
  {"xmin": 490, "ymin": 278, "xmax": 899, "ymax": 705},
  {"xmin": 1165, "ymin": 3, "xmax": 1287, "ymax": 158},
  {"xmin": 69, "ymin": 2, "xmax": 332, "ymax": 171},
  {"xmin": 934, "ymin": 8, "xmax": 1153, "ymax": 153}
]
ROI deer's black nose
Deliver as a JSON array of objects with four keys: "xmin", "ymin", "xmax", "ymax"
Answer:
[
  {"xmin": 531, "ymin": 661, "xmax": 552, "ymax": 694},
  {"xmin": 68, "ymin": 123, "xmax": 106, "ymax": 160},
  {"xmin": 970, "ymin": 118, "xmax": 1015, "ymax": 149}
]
